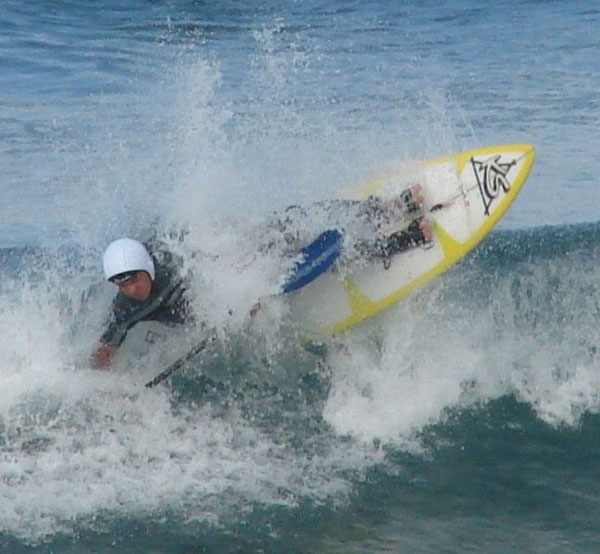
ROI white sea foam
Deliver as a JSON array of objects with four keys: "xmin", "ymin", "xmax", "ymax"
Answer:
[{"xmin": 323, "ymin": 253, "xmax": 600, "ymax": 444}]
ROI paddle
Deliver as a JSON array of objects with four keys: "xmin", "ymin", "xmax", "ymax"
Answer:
[{"xmin": 145, "ymin": 229, "xmax": 344, "ymax": 388}]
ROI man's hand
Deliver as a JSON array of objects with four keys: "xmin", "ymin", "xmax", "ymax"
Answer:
[{"xmin": 91, "ymin": 343, "xmax": 117, "ymax": 369}]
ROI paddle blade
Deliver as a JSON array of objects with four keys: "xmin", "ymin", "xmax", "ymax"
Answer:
[{"xmin": 281, "ymin": 229, "xmax": 343, "ymax": 293}]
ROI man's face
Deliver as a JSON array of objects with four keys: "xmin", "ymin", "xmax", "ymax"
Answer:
[{"xmin": 116, "ymin": 271, "xmax": 153, "ymax": 301}]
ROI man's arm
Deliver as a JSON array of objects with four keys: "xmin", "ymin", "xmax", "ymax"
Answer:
[
  {"xmin": 91, "ymin": 343, "xmax": 118, "ymax": 369},
  {"xmin": 91, "ymin": 295, "xmax": 133, "ymax": 368}
]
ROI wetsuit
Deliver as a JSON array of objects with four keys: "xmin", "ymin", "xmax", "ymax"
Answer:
[{"xmin": 100, "ymin": 248, "xmax": 190, "ymax": 348}]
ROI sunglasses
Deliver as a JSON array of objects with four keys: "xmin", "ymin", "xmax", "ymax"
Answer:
[{"xmin": 109, "ymin": 271, "xmax": 138, "ymax": 285}]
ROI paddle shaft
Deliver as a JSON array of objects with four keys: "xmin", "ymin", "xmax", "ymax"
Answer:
[
  {"xmin": 145, "ymin": 231, "xmax": 344, "ymax": 388},
  {"xmin": 144, "ymin": 337, "xmax": 210, "ymax": 388}
]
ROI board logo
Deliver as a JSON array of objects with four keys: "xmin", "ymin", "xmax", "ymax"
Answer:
[{"xmin": 471, "ymin": 155, "xmax": 516, "ymax": 215}]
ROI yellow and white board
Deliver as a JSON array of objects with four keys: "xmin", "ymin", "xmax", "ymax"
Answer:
[{"xmin": 289, "ymin": 143, "xmax": 535, "ymax": 335}]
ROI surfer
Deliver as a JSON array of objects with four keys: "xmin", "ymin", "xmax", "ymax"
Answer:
[{"xmin": 90, "ymin": 238, "xmax": 192, "ymax": 369}]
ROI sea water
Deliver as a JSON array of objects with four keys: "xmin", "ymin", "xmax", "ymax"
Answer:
[{"xmin": 2, "ymin": 1, "xmax": 600, "ymax": 552}]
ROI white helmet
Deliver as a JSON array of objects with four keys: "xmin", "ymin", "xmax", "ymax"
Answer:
[{"xmin": 103, "ymin": 238, "xmax": 155, "ymax": 282}]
